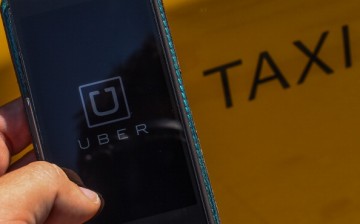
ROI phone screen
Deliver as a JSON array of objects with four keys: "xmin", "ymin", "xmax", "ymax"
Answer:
[{"xmin": 8, "ymin": 0, "xmax": 210, "ymax": 223}]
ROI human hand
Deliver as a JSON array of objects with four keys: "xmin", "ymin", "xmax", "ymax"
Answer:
[{"xmin": 0, "ymin": 98, "xmax": 101, "ymax": 223}]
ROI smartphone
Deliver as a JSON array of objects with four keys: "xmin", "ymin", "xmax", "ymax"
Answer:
[{"xmin": 1, "ymin": 0, "xmax": 219, "ymax": 223}]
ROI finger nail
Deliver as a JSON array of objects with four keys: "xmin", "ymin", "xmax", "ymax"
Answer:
[
  {"xmin": 79, "ymin": 187, "xmax": 100, "ymax": 203},
  {"xmin": 87, "ymin": 192, "xmax": 105, "ymax": 222}
]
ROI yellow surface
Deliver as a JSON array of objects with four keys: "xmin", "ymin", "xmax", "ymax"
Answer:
[
  {"xmin": 164, "ymin": 0, "xmax": 360, "ymax": 223},
  {"xmin": 0, "ymin": 15, "xmax": 19, "ymax": 104},
  {"xmin": 1, "ymin": 0, "xmax": 360, "ymax": 223}
]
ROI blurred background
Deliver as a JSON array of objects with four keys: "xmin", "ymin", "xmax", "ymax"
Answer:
[{"xmin": 1, "ymin": 0, "xmax": 360, "ymax": 223}]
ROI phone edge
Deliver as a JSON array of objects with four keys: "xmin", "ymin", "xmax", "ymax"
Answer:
[
  {"xmin": 1, "ymin": 0, "xmax": 45, "ymax": 160},
  {"xmin": 152, "ymin": 1, "xmax": 220, "ymax": 223}
]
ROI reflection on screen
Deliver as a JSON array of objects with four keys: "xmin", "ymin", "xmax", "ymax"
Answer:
[{"xmin": 16, "ymin": 0, "xmax": 207, "ymax": 222}]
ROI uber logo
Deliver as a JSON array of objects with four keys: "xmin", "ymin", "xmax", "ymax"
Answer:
[{"xmin": 79, "ymin": 76, "xmax": 131, "ymax": 128}]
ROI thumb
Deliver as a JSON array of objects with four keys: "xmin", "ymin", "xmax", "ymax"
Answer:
[{"xmin": 0, "ymin": 161, "xmax": 101, "ymax": 224}]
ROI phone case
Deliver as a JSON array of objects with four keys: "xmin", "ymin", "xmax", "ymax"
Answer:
[
  {"xmin": 154, "ymin": 2, "xmax": 220, "ymax": 223},
  {"xmin": 1, "ymin": 0, "xmax": 220, "ymax": 223}
]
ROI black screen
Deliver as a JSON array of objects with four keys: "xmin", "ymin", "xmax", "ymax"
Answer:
[{"xmin": 10, "ymin": 0, "xmax": 208, "ymax": 223}]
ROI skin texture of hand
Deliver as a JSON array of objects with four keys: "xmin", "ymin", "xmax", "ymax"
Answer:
[{"xmin": 0, "ymin": 98, "xmax": 101, "ymax": 223}]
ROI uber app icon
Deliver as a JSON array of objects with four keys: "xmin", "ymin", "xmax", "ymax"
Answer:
[{"xmin": 79, "ymin": 76, "xmax": 131, "ymax": 128}]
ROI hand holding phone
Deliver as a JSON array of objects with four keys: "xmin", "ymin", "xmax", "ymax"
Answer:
[{"xmin": 0, "ymin": 99, "xmax": 102, "ymax": 223}]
